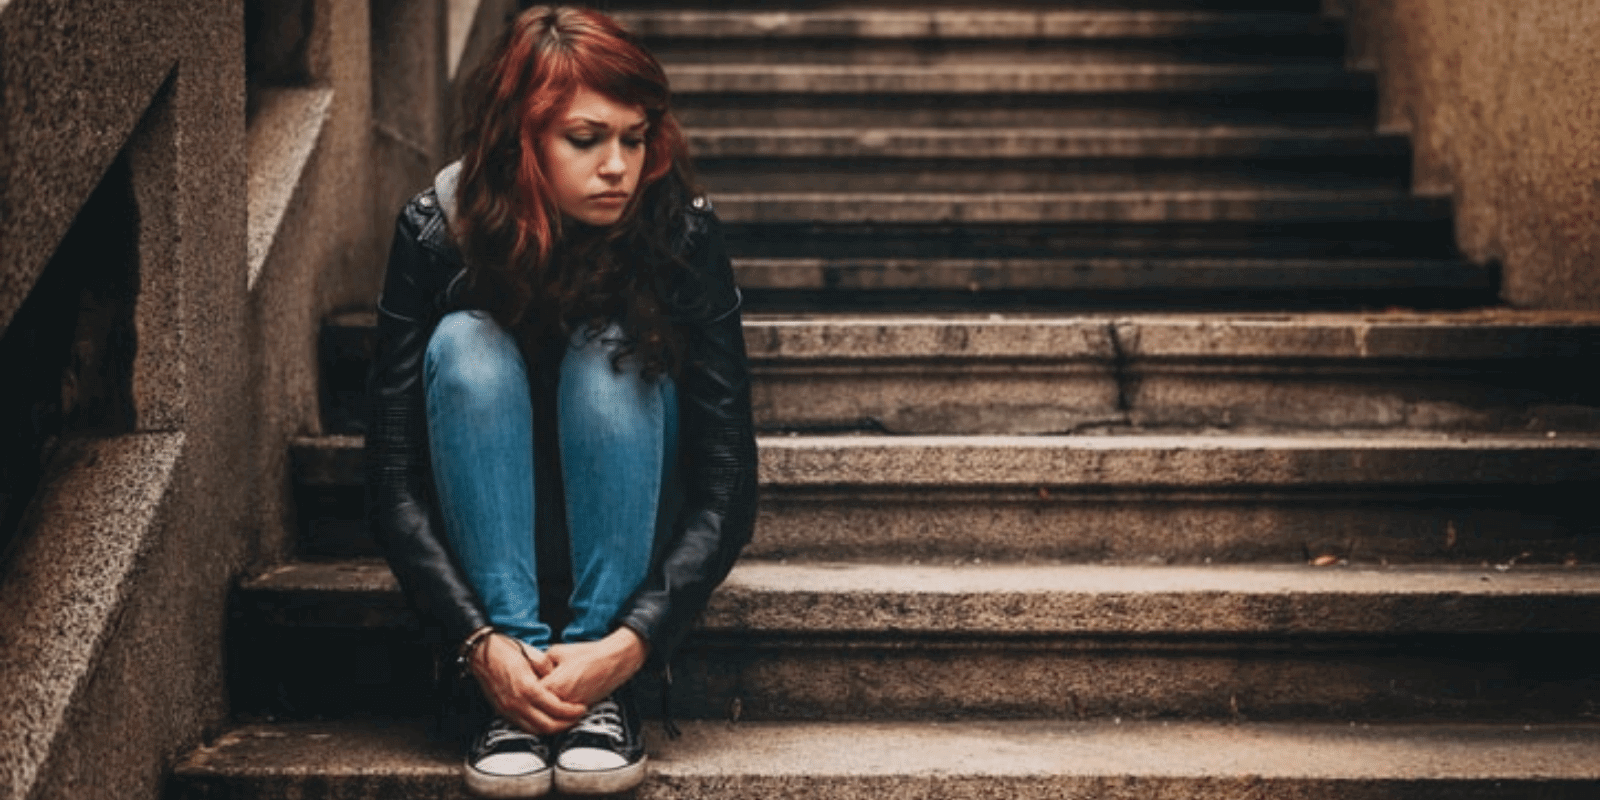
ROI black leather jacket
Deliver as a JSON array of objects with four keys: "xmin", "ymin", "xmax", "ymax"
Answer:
[{"xmin": 365, "ymin": 181, "xmax": 758, "ymax": 666}]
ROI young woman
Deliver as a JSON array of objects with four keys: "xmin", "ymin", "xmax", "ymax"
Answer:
[{"xmin": 365, "ymin": 7, "xmax": 758, "ymax": 797}]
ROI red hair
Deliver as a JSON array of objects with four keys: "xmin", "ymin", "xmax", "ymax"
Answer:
[{"xmin": 455, "ymin": 6, "xmax": 694, "ymax": 368}]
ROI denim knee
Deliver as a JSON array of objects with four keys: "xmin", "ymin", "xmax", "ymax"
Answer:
[
  {"xmin": 424, "ymin": 311, "xmax": 528, "ymax": 413},
  {"xmin": 559, "ymin": 325, "xmax": 664, "ymax": 432}
]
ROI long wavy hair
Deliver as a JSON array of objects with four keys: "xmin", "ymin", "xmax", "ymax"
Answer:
[{"xmin": 455, "ymin": 5, "xmax": 695, "ymax": 379}]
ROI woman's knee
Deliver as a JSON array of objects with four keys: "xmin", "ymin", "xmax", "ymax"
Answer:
[
  {"xmin": 425, "ymin": 311, "xmax": 528, "ymax": 408},
  {"xmin": 559, "ymin": 325, "xmax": 666, "ymax": 428}
]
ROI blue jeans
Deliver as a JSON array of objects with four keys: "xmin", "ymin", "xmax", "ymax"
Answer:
[{"xmin": 424, "ymin": 310, "xmax": 677, "ymax": 648}]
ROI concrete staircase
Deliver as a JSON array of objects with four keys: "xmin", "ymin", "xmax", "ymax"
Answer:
[{"xmin": 172, "ymin": 2, "xmax": 1600, "ymax": 797}]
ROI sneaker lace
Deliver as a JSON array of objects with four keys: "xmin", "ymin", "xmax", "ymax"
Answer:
[
  {"xmin": 570, "ymin": 699, "xmax": 625, "ymax": 743},
  {"xmin": 482, "ymin": 717, "xmax": 539, "ymax": 749}
]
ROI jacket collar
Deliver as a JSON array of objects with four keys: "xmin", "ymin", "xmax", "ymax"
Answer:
[
  {"xmin": 434, "ymin": 160, "xmax": 462, "ymax": 227},
  {"xmin": 413, "ymin": 161, "xmax": 464, "ymax": 267}
]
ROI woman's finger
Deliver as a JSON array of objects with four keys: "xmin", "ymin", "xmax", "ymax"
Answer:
[
  {"xmin": 513, "ymin": 668, "xmax": 586, "ymax": 719},
  {"xmin": 544, "ymin": 642, "xmax": 572, "ymax": 665},
  {"xmin": 470, "ymin": 635, "xmax": 576, "ymax": 727},
  {"xmin": 518, "ymin": 639, "xmax": 555, "ymax": 677},
  {"xmin": 485, "ymin": 671, "xmax": 583, "ymax": 732}
]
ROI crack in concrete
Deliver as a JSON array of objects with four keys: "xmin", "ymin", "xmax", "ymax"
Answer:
[{"xmin": 1106, "ymin": 321, "xmax": 1133, "ymax": 416}]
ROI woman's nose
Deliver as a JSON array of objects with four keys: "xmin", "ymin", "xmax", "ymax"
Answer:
[{"xmin": 599, "ymin": 141, "xmax": 626, "ymax": 178}]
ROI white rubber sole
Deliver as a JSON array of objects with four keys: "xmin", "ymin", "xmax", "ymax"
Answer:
[
  {"xmin": 554, "ymin": 755, "xmax": 648, "ymax": 795},
  {"xmin": 463, "ymin": 761, "xmax": 553, "ymax": 799}
]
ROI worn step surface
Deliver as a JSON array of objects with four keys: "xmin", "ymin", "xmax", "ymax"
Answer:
[
  {"xmin": 721, "ymin": 218, "xmax": 1456, "ymax": 261},
  {"xmin": 710, "ymin": 189, "xmax": 1447, "ymax": 224},
  {"xmin": 675, "ymin": 91, "xmax": 1386, "ymax": 130},
  {"xmin": 666, "ymin": 62, "xmax": 1366, "ymax": 95},
  {"xmin": 675, "ymin": 98, "xmax": 1384, "ymax": 131},
  {"xmin": 689, "ymin": 125, "xmax": 1408, "ymax": 159},
  {"xmin": 327, "ymin": 310, "xmax": 1600, "ymax": 436},
  {"xmin": 171, "ymin": 719, "xmax": 1600, "ymax": 800},
  {"xmin": 700, "ymin": 166, "xmax": 1410, "ymax": 194},
  {"xmin": 653, "ymin": 38, "xmax": 1350, "ymax": 63},
  {"xmin": 753, "ymin": 434, "xmax": 1600, "ymax": 487},
  {"xmin": 742, "ymin": 311, "xmax": 1600, "ymax": 433},
  {"xmin": 333, "ymin": 306, "xmax": 1600, "ymax": 441},
  {"xmin": 246, "ymin": 559, "xmax": 1600, "ymax": 635},
  {"xmin": 616, "ymin": 9, "xmax": 1336, "ymax": 40},
  {"xmin": 295, "ymin": 433, "xmax": 1600, "ymax": 490},
  {"xmin": 732, "ymin": 257, "xmax": 1489, "ymax": 308},
  {"xmin": 232, "ymin": 559, "xmax": 1600, "ymax": 721},
  {"xmin": 293, "ymin": 431, "xmax": 1600, "ymax": 563}
]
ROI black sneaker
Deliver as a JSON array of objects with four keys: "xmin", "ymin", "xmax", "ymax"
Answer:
[
  {"xmin": 464, "ymin": 716, "xmax": 553, "ymax": 798},
  {"xmin": 554, "ymin": 684, "xmax": 647, "ymax": 794}
]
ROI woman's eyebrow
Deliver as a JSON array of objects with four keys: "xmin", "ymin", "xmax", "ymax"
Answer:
[{"xmin": 565, "ymin": 116, "xmax": 649, "ymax": 132}]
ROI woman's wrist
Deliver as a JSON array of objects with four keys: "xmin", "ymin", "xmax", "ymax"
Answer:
[
  {"xmin": 458, "ymin": 625, "xmax": 496, "ymax": 674},
  {"xmin": 608, "ymin": 626, "xmax": 649, "ymax": 674}
]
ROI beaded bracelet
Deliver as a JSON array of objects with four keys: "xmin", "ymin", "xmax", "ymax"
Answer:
[{"xmin": 456, "ymin": 625, "xmax": 496, "ymax": 674}]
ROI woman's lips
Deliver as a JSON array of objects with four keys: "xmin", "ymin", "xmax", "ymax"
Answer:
[{"xmin": 590, "ymin": 191, "xmax": 629, "ymax": 203}]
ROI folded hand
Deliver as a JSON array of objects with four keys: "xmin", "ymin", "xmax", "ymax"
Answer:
[
  {"xmin": 469, "ymin": 633, "xmax": 587, "ymax": 734},
  {"xmin": 542, "ymin": 627, "xmax": 650, "ymax": 708}
]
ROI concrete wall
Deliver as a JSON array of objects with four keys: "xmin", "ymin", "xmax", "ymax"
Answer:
[
  {"xmin": 0, "ymin": 2, "xmax": 250, "ymax": 797},
  {"xmin": 1335, "ymin": 0, "xmax": 1600, "ymax": 308},
  {"xmin": 0, "ymin": 1, "xmax": 506, "ymax": 798}
]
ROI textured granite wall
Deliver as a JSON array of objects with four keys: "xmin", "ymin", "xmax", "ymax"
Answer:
[
  {"xmin": 1339, "ymin": 0, "xmax": 1600, "ymax": 308},
  {"xmin": 0, "ymin": 0, "xmax": 250, "ymax": 798},
  {"xmin": 247, "ymin": 0, "xmax": 376, "ymax": 560},
  {"xmin": 0, "ymin": 0, "xmax": 489, "ymax": 797}
]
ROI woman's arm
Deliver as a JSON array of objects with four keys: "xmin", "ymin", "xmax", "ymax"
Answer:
[
  {"xmin": 610, "ymin": 206, "xmax": 760, "ymax": 663},
  {"xmin": 366, "ymin": 195, "xmax": 492, "ymax": 646}
]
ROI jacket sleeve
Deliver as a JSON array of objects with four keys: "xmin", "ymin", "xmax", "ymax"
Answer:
[
  {"xmin": 613, "ymin": 208, "xmax": 759, "ymax": 661},
  {"xmin": 366, "ymin": 199, "xmax": 490, "ymax": 646}
]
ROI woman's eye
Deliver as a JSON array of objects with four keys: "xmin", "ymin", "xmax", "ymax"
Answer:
[
  {"xmin": 566, "ymin": 136, "xmax": 597, "ymax": 149},
  {"xmin": 622, "ymin": 136, "xmax": 645, "ymax": 149}
]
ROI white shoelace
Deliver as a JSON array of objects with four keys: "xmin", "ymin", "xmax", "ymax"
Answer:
[
  {"xmin": 482, "ymin": 718, "xmax": 540, "ymax": 749},
  {"xmin": 571, "ymin": 700, "xmax": 625, "ymax": 743}
]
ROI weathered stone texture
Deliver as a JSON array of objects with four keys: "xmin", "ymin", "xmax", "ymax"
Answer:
[
  {"xmin": 169, "ymin": 719, "xmax": 1600, "ymax": 799},
  {"xmin": 0, "ymin": 0, "xmax": 493, "ymax": 798},
  {"xmin": 0, "ymin": 0, "xmax": 175, "ymax": 332},
  {"xmin": 1344, "ymin": 0, "xmax": 1600, "ymax": 307}
]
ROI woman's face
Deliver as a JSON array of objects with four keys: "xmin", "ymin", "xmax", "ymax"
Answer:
[{"xmin": 539, "ymin": 85, "xmax": 648, "ymax": 227}]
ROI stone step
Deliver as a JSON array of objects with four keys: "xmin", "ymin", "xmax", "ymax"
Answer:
[
  {"xmin": 744, "ymin": 311, "xmax": 1600, "ymax": 433},
  {"xmin": 754, "ymin": 434, "xmax": 1600, "ymax": 487},
  {"xmin": 233, "ymin": 559, "xmax": 1600, "ymax": 721},
  {"xmin": 733, "ymin": 256, "xmax": 1485, "ymax": 295},
  {"xmin": 688, "ymin": 125, "xmax": 1408, "ymax": 160},
  {"xmin": 666, "ymin": 61, "xmax": 1366, "ymax": 95},
  {"xmin": 709, "ymin": 189, "xmax": 1446, "ymax": 224},
  {"xmin": 245, "ymin": 559, "xmax": 1600, "ymax": 635},
  {"xmin": 609, "ymin": 0, "xmax": 1326, "ymax": 9},
  {"xmin": 675, "ymin": 98, "xmax": 1381, "ymax": 131},
  {"xmin": 295, "ymin": 432, "xmax": 1600, "ymax": 491},
  {"xmin": 320, "ymin": 311, "xmax": 1600, "ymax": 438},
  {"xmin": 700, "ymin": 165, "xmax": 1408, "ymax": 195},
  {"xmin": 754, "ymin": 433, "xmax": 1600, "ymax": 566},
  {"xmin": 616, "ymin": 9, "xmax": 1334, "ymax": 41},
  {"xmin": 720, "ymin": 219, "xmax": 1458, "ymax": 264},
  {"xmin": 653, "ymin": 43, "xmax": 1348, "ymax": 67},
  {"xmin": 293, "ymin": 428, "xmax": 1600, "ymax": 563},
  {"xmin": 171, "ymin": 719, "xmax": 1600, "ymax": 800}
]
